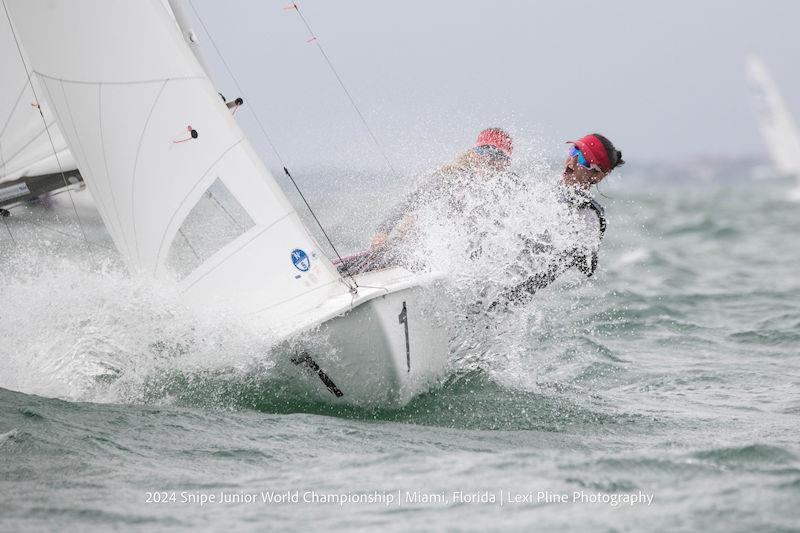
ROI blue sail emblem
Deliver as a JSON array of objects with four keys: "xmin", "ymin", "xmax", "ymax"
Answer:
[{"xmin": 291, "ymin": 248, "xmax": 310, "ymax": 272}]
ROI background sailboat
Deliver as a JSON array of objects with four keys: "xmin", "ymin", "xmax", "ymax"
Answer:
[
  {"xmin": 3, "ymin": 0, "xmax": 449, "ymax": 406},
  {"xmin": 745, "ymin": 54, "xmax": 800, "ymax": 196}
]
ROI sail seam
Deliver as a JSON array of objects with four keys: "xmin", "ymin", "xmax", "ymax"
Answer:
[
  {"xmin": 0, "ymin": 121, "xmax": 57, "ymax": 167},
  {"xmin": 153, "ymin": 138, "xmax": 246, "ymax": 274},
  {"xmin": 0, "ymin": 149, "xmax": 69, "ymax": 178},
  {"xmin": 5, "ymin": 215, "xmax": 112, "ymax": 249},
  {"xmin": 42, "ymin": 78, "xmax": 117, "ymax": 250},
  {"xmin": 94, "ymin": 82, "xmax": 138, "ymax": 263},
  {"xmin": 0, "ymin": 78, "xmax": 28, "ymax": 181},
  {"xmin": 130, "ymin": 79, "xmax": 169, "ymax": 267},
  {"xmin": 0, "ymin": 78, "xmax": 29, "ymax": 139},
  {"xmin": 248, "ymin": 276, "xmax": 343, "ymax": 316},
  {"xmin": 32, "ymin": 71, "xmax": 204, "ymax": 86}
]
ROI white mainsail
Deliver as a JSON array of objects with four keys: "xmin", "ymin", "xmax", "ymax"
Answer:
[
  {"xmin": 745, "ymin": 54, "xmax": 800, "ymax": 178},
  {"xmin": 0, "ymin": 4, "xmax": 75, "ymax": 184},
  {"xmin": 5, "ymin": 0, "xmax": 346, "ymax": 322}
]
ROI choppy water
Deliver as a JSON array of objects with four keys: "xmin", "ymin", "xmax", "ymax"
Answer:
[{"xmin": 1, "ymin": 170, "xmax": 799, "ymax": 531}]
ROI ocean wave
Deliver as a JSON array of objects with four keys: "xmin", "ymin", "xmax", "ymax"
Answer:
[{"xmin": 691, "ymin": 444, "xmax": 797, "ymax": 466}]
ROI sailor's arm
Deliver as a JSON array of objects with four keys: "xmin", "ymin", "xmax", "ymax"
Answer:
[
  {"xmin": 489, "ymin": 206, "xmax": 604, "ymax": 309},
  {"xmin": 371, "ymin": 213, "xmax": 415, "ymax": 249},
  {"xmin": 371, "ymin": 200, "xmax": 417, "ymax": 249},
  {"xmin": 370, "ymin": 172, "xmax": 449, "ymax": 249},
  {"xmin": 488, "ymin": 248, "xmax": 588, "ymax": 309}
]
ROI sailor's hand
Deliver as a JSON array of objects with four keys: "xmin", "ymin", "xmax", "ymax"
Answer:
[
  {"xmin": 370, "ymin": 232, "xmax": 389, "ymax": 250},
  {"xmin": 397, "ymin": 214, "xmax": 416, "ymax": 236}
]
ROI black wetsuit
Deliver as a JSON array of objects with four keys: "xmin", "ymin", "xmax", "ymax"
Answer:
[{"xmin": 491, "ymin": 187, "xmax": 606, "ymax": 308}]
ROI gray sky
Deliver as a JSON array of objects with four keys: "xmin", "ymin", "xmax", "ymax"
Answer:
[{"xmin": 191, "ymin": 0, "xmax": 800, "ymax": 174}]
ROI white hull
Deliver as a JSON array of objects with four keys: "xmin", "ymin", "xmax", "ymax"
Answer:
[{"xmin": 273, "ymin": 268, "xmax": 451, "ymax": 407}]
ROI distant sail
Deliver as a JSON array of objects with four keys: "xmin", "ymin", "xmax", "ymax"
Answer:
[
  {"xmin": 0, "ymin": 5, "xmax": 75, "ymax": 184},
  {"xmin": 745, "ymin": 54, "xmax": 800, "ymax": 177},
  {"xmin": 6, "ymin": 0, "xmax": 345, "ymax": 321}
]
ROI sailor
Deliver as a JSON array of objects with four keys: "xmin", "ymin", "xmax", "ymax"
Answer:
[
  {"xmin": 491, "ymin": 133, "xmax": 624, "ymax": 308},
  {"xmin": 334, "ymin": 128, "xmax": 515, "ymax": 275},
  {"xmin": 326, "ymin": 128, "xmax": 517, "ymax": 275},
  {"xmin": 370, "ymin": 127, "xmax": 515, "ymax": 251}
]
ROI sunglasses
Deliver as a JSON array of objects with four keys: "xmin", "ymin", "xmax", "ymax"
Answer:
[
  {"xmin": 568, "ymin": 146, "xmax": 605, "ymax": 173},
  {"xmin": 568, "ymin": 146, "xmax": 592, "ymax": 168},
  {"xmin": 473, "ymin": 145, "xmax": 510, "ymax": 161}
]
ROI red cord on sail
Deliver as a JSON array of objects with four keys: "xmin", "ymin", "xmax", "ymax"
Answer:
[{"xmin": 173, "ymin": 125, "xmax": 199, "ymax": 144}]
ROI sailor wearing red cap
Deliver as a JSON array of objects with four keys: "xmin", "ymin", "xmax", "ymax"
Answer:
[
  {"xmin": 492, "ymin": 133, "xmax": 624, "ymax": 307},
  {"xmin": 563, "ymin": 133, "xmax": 622, "ymax": 187},
  {"xmin": 328, "ymin": 129, "xmax": 515, "ymax": 275}
]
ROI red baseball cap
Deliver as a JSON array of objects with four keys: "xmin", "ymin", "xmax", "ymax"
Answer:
[
  {"xmin": 475, "ymin": 128, "xmax": 513, "ymax": 157},
  {"xmin": 567, "ymin": 134, "xmax": 610, "ymax": 172}
]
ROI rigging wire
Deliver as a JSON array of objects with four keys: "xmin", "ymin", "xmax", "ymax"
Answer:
[
  {"xmin": 2, "ymin": 213, "xmax": 15, "ymax": 243},
  {"xmin": 0, "ymin": 136, "xmax": 11, "ymax": 243},
  {"xmin": 0, "ymin": 138, "xmax": 5, "ymax": 180},
  {"xmin": 185, "ymin": 0, "xmax": 360, "ymax": 291},
  {"xmin": 282, "ymin": 166, "xmax": 357, "ymax": 289},
  {"xmin": 186, "ymin": 0, "xmax": 287, "ymax": 165},
  {"xmin": 285, "ymin": 2, "xmax": 397, "ymax": 177},
  {"xmin": 1, "ymin": 0, "xmax": 92, "ymax": 250}
]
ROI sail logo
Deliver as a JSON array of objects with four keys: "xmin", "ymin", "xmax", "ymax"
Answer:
[{"xmin": 291, "ymin": 249, "xmax": 311, "ymax": 272}]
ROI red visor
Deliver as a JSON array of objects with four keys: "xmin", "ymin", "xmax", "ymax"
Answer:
[{"xmin": 567, "ymin": 134, "xmax": 610, "ymax": 172}]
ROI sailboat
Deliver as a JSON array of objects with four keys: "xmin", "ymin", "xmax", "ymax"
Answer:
[
  {"xmin": 1, "ymin": 0, "xmax": 450, "ymax": 407},
  {"xmin": 745, "ymin": 54, "xmax": 800, "ymax": 195}
]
